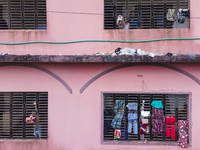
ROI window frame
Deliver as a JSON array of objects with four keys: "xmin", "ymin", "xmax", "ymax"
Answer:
[
  {"xmin": 104, "ymin": 0, "xmax": 190, "ymax": 30},
  {"xmin": 0, "ymin": 92, "xmax": 48, "ymax": 139},
  {"xmin": 0, "ymin": 0, "xmax": 47, "ymax": 30},
  {"xmin": 101, "ymin": 91, "xmax": 191, "ymax": 146}
]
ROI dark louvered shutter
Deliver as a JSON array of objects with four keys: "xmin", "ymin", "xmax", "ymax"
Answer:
[
  {"xmin": 38, "ymin": 92, "xmax": 48, "ymax": 138},
  {"xmin": 104, "ymin": 0, "xmax": 115, "ymax": 29},
  {"xmin": 12, "ymin": 93, "xmax": 24, "ymax": 138},
  {"xmin": 104, "ymin": 0, "xmax": 189, "ymax": 29},
  {"xmin": 0, "ymin": 93, "xmax": 11, "ymax": 138},
  {"xmin": 0, "ymin": 0, "xmax": 46, "ymax": 29},
  {"xmin": 37, "ymin": 0, "xmax": 46, "ymax": 29},
  {"xmin": 103, "ymin": 94, "xmax": 114, "ymax": 140},
  {"xmin": 0, "ymin": 92, "xmax": 48, "ymax": 139},
  {"xmin": 10, "ymin": 0, "xmax": 23, "ymax": 29},
  {"xmin": 103, "ymin": 93, "xmax": 189, "ymax": 142},
  {"xmin": 24, "ymin": 0, "xmax": 36, "ymax": 29},
  {"xmin": 0, "ymin": 0, "xmax": 9, "ymax": 29}
]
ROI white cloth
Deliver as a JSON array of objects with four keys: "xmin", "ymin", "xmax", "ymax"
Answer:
[
  {"xmin": 123, "ymin": 23, "xmax": 129, "ymax": 29},
  {"xmin": 141, "ymin": 111, "xmax": 150, "ymax": 117},
  {"xmin": 166, "ymin": 9, "xmax": 177, "ymax": 21}
]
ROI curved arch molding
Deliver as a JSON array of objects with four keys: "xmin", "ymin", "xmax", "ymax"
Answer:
[
  {"xmin": 0, "ymin": 63, "xmax": 72, "ymax": 94},
  {"xmin": 80, "ymin": 63, "xmax": 200, "ymax": 93}
]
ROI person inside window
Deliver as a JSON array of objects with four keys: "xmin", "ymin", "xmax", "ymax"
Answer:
[
  {"xmin": 129, "ymin": 11, "xmax": 141, "ymax": 29},
  {"xmin": 30, "ymin": 101, "xmax": 41, "ymax": 138},
  {"xmin": 123, "ymin": 17, "xmax": 129, "ymax": 29}
]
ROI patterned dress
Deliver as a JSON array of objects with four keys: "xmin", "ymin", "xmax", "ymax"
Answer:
[
  {"xmin": 151, "ymin": 107, "xmax": 165, "ymax": 137},
  {"xmin": 177, "ymin": 120, "xmax": 189, "ymax": 148}
]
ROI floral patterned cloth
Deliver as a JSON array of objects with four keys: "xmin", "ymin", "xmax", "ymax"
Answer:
[
  {"xmin": 151, "ymin": 107, "xmax": 165, "ymax": 137},
  {"xmin": 177, "ymin": 120, "xmax": 189, "ymax": 148}
]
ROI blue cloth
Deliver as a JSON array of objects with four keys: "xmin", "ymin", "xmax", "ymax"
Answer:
[
  {"xmin": 128, "ymin": 102, "xmax": 138, "ymax": 111},
  {"xmin": 127, "ymin": 113, "xmax": 138, "ymax": 134},
  {"xmin": 129, "ymin": 15, "xmax": 141, "ymax": 29},
  {"xmin": 113, "ymin": 100, "xmax": 125, "ymax": 113},
  {"xmin": 111, "ymin": 100, "xmax": 125, "ymax": 129},
  {"xmin": 151, "ymin": 100, "xmax": 163, "ymax": 109},
  {"xmin": 33, "ymin": 125, "xmax": 41, "ymax": 138}
]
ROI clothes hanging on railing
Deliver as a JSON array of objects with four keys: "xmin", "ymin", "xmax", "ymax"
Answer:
[
  {"xmin": 111, "ymin": 100, "xmax": 125, "ymax": 129},
  {"xmin": 166, "ymin": 116, "xmax": 176, "ymax": 139},
  {"xmin": 177, "ymin": 120, "xmax": 189, "ymax": 148},
  {"xmin": 151, "ymin": 100, "xmax": 165, "ymax": 137},
  {"xmin": 127, "ymin": 102, "xmax": 138, "ymax": 134}
]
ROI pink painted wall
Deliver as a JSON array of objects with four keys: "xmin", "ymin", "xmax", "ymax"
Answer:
[
  {"xmin": 0, "ymin": 0, "xmax": 199, "ymax": 55},
  {"xmin": 0, "ymin": 0, "xmax": 199, "ymax": 149},
  {"xmin": 0, "ymin": 63, "xmax": 199, "ymax": 150}
]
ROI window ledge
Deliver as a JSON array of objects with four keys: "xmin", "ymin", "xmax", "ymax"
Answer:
[
  {"xmin": 0, "ymin": 139, "xmax": 47, "ymax": 142},
  {"xmin": 0, "ymin": 54, "xmax": 199, "ymax": 63},
  {"xmin": 102, "ymin": 140, "xmax": 181, "ymax": 146}
]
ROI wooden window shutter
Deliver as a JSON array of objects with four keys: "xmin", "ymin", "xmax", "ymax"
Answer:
[
  {"xmin": 0, "ymin": 0, "xmax": 46, "ymax": 29},
  {"xmin": 10, "ymin": 0, "xmax": 23, "ymax": 29},
  {"xmin": 38, "ymin": 92, "xmax": 48, "ymax": 138},
  {"xmin": 23, "ymin": 0, "xmax": 36, "ymax": 29},
  {"xmin": 37, "ymin": 0, "xmax": 46, "ymax": 29},
  {"xmin": 103, "ymin": 93, "xmax": 189, "ymax": 143},
  {"xmin": 0, "ymin": 92, "xmax": 48, "ymax": 139},
  {"xmin": 0, "ymin": 93, "xmax": 11, "ymax": 138},
  {"xmin": 104, "ymin": 0, "xmax": 115, "ymax": 29}
]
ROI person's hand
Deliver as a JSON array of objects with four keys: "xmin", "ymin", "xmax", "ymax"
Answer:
[{"xmin": 33, "ymin": 101, "xmax": 36, "ymax": 105}]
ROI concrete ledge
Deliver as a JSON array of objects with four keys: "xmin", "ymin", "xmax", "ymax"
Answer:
[{"xmin": 0, "ymin": 55, "xmax": 199, "ymax": 63}]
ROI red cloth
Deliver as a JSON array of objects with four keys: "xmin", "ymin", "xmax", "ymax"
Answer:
[
  {"xmin": 166, "ymin": 117, "xmax": 176, "ymax": 139},
  {"xmin": 25, "ymin": 117, "xmax": 36, "ymax": 124},
  {"xmin": 114, "ymin": 129, "xmax": 121, "ymax": 138},
  {"xmin": 171, "ymin": 126, "xmax": 175, "ymax": 139}
]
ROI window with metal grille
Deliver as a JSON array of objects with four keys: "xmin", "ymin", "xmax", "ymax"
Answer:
[
  {"xmin": 0, "ymin": 92, "xmax": 48, "ymax": 139},
  {"xmin": 0, "ymin": 0, "xmax": 46, "ymax": 30},
  {"xmin": 104, "ymin": 0, "xmax": 190, "ymax": 29},
  {"xmin": 103, "ymin": 93, "xmax": 189, "ymax": 144}
]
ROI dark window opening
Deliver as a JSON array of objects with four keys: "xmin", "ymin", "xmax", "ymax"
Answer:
[
  {"xmin": 0, "ymin": 0, "xmax": 46, "ymax": 30},
  {"xmin": 0, "ymin": 92, "xmax": 48, "ymax": 139},
  {"xmin": 104, "ymin": 0, "xmax": 190, "ymax": 29},
  {"xmin": 103, "ymin": 93, "xmax": 189, "ymax": 144}
]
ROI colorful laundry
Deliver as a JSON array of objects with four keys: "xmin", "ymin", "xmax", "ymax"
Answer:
[
  {"xmin": 128, "ymin": 102, "xmax": 138, "ymax": 111},
  {"xmin": 114, "ymin": 129, "xmax": 121, "ymax": 139},
  {"xmin": 177, "ymin": 120, "xmax": 189, "ymax": 148},
  {"xmin": 140, "ymin": 119, "xmax": 149, "ymax": 135},
  {"xmin": 151, "ymin": 100, "xmax": 164, "ymax": 109},
  {"xmin": 166, "ymin": 116, "xmax": 176, "ymax": 139},
  {"xmin": 111, "ymin": 100, "xmax": 125, "ymax": 129},
  {"xmin": 151, "ymin": 107, "xmax": 165, "ymax": 137},
  {"xmin": 128, "ymin": 112, "xmax": 138, "ymax": 134}
]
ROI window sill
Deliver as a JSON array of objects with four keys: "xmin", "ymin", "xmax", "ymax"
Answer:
[
  {"xmin": 102, "ymin": 140, "xmax": 181, "ymax": 146},
  {"xmin": 0, "ymin": 139, "xmax": 47, "ymax": 142}
]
